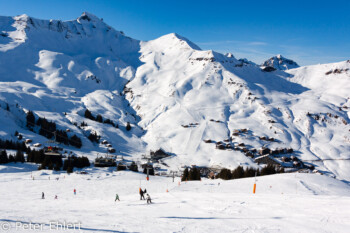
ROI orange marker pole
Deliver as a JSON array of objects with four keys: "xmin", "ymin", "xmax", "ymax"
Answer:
[{"xmin": 253, "ymin": 170, "xmax": 257, "ymax": 194}]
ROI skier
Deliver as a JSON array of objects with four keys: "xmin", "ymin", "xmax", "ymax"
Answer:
[
  {"xmin": 42, "ymin": 192, "xmax": 45, "ymax": 199},
  {"xmin": 115, "ymin": 193, "xmax": 120, "ymax": 202},
  {"xmin": 74, "ymin": 189, "xmax": 76, "ymax": 195},
  {"xmin": 55, "ymin": 195, "xmax": 58, "ymax": 199},
  {"xmin": 139, "ymin": 188, "xmax": 145, "ymax": 200},
  {"xmin": 146, "ymin": 193, "xmax": 152, "ymax": 204}
]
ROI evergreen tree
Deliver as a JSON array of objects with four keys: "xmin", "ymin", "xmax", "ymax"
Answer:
[
  {"xmin": 232, "ymin": 166, "xmax": 245, "ymax": 179},
  {"xmin": 181, "ymin": 167, "xmax": 189, "ymax": 181},
  {"xmin": 189, "ymin": 167, "xmax": 201, "ymax": 180},
  {"xmin": 96, "ymin": 114, "xmax": 103, "ymax": 123},
  {"xmin": 0, "ymin": 150, "xmax": 8, "ymax": 164},
  {"xmin": 38, "ymin": 118, "xmax": 56, "ymax": 139},
  {"xmin": 244, "ymin": 167, "xmax": 257, "ymax": 178},
  {"xmin": 216, "ymin": 168, "xmax": 232, "ymax": 180},
  {"xmin": 126, "ymin": 122, "xmax": 131, "ymax": 131},
  {"xmin": 15, "ymin": 150, "xmax": 25, "ymax": 163},
  {"xmin": 55, "ymin": 130, "xmax": 69, "ymax": 144},
  {"xmin": 67, "ymin": 166, "xmax": 73, "ymax": 174},
  {"xmin": 26, "ymin": 110, "xmax": 35, "ymax": 128},
  {"xmin": 8, "ymin": 155, "xmax": 15, "ymax": 163},
  {"xmin": 69, "ymin": 134, "xmax": 82, "ymax": 148},
  {"xmin": 260, "ymin": 164, "xmax": 277, "ymax": 176},
  {"xmin": 84, "ymin": 109, "xmax": 95, "ymax": 120},
  {"xmin": 34, "ymin": 150, "xmax": 45, "ymax": 164},
  {"xmin": 88, "ymin": 132, "xmax": 100, "ymax": 143}
]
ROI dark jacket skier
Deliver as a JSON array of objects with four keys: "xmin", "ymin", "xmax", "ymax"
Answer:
[
  {"xmin": 146, "ymin": 194, "xmax": 152, "ymax": 204},
  {"xmin": 115, "ymin": 194, "xmax": 120, "ymax": 201},
  {"xmin": 140, "ymin": 188, "xmax": 145, "ymax": 200},
  {"xmin": 42, "ymin": 192, "xmax": 45, "ymax": 199}
]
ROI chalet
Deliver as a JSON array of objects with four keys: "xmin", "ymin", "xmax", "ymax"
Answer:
[
  {"xmin": 33, "ymin": 143, "xmax": 42, "ymax": 147},
  {"xmin": 216, "ymin": 144, "xmax": 225, "ymax": 150},
  {"xmin": 259, "ymin": 147, "xmax": 271, "ymax": 156},
  {"xmin": 108, "ymin": 148, "xmax": 116, "ymax": 153},
  {"xmin": 44, "ymin": 146, "xmax": 62, "ymax": 157},
  {"xmin": 94, "ymin": 156, "xmax": 116, "ymax": 167},
  {"xmin": 150, "ymin": 149, "xmax": 171, "ymax": 160},
  {"xmin": 254, "ymin": 155, "xmax": 281, "ymax": 166},
  {"xmin": 25, "ymin": 139, "xmax": 32, "ymax": 143}
]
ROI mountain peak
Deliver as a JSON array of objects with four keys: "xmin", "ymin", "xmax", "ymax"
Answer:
[
  {"xmin": 77, "ymin": 12, "xmax": 102, "ymax": 23},
  {"xmin": 150, "ymin": 33, "xmax": 201, "ymax": 51},
  {"xmin": 167, "ymin": 33, "xmax": 201, "ymax": 50},
  {"xmin": 262, "ymin": 54, "xmax": 299, "ymax": 70}
]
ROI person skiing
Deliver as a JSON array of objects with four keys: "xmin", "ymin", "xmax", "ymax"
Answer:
[
  {"xmin": 146, "ymin": 193, "xmax": 152, "ymax": 204},
  {"xmin": 55, "ymin": 195, "xmax": 58, "ymax": 199},
  {"xmin": 139, "ymin": 188, "xmax": 145, "ymax": 200},
  {"xmin": 42, "ymin": 192, "xmax": 45, "ymax": 199},
  {"xmin": 115, "ymin": 193, "xmax": 120, "ymax": 202},
  {"xmin": 74, "ymin": 189, "xmax": 76, "ymax": 195}
]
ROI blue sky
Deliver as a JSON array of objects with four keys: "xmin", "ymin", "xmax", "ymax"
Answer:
[{"xmin": 0, "ymin": 0, "xmax": 349, "ymax": 65}]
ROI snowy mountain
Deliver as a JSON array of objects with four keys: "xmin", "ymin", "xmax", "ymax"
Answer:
[
  {"xmin": 262, "ymin": 54, "xmax": 300, "ymax": 70},
  {"xmin": 0, "ymin": 13, "xmax": 349, "ymax": 181}
]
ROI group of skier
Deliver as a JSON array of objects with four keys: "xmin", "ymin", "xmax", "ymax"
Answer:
[
  {"xmin": 139, "ymin": 188, "xmax": 152, "ymax": 204},
  {"xmin": 114, "ymin": 188, "xmax": 152, "ymax": 204},
  {"xmin": 42, "ymin": 188, "xmax": 152, "ymax": 204},
  {"xmin": 41, "ymin": 189, "xmax": 76, "ymax": 199}
]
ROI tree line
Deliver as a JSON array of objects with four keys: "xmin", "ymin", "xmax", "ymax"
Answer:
[
  {"xmin": 0, "ymin": 138, "xmax": 27, "ymax": 151},
  {"xmin": 0, "ymin": 148, "xmax": 90, "ymax": 173},
  {"xmin": 84, "ymin": 109, "xmax": 132, "ymax": 131},
  {"xmin": 215, "ymin": 165, "xmax": 285, "ymax": 180},
  {"xmin": 181, "ymin": 167, "xmax": 201, "ymax": 181},
  {"xmin": 0, "ymin": 150, "xmax": 25, "ymax": 164},
  {"xmin": 26, "ymin": 111, "xmax": 82, "ymax": 148},
  {"xmin": 180, "ymin": 165, "xmax": 285, "ymax": 181}
]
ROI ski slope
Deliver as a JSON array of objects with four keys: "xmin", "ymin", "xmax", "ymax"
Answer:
[{"xmin": 0, "ymin": 166, "xmax": 349, "ymax": 233}]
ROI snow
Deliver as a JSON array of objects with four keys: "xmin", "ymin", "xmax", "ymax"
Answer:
[
  {"xmin": 0, "ymin": 167, "xmax": 349, "ymax": 232},
  {"xmin": 0, "ymin": 12, "xmax": 349, "ymax": 184}
]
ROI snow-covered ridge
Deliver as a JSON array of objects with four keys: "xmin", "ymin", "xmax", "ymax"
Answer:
[{"xmin": 262, "ymin": 54, "xmax": 300, "ymax": 70}]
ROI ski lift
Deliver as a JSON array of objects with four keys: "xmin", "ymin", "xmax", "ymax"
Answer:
[{"xmin": 43, "ymin": 131, "xmax": 62, "ymax": 157}]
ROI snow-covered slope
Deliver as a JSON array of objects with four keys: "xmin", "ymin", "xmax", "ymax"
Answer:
[
  {"xmin": 0, "ymin": 12, "xmax": 146, "ymax": 158},
  {"xmin": 0, "ymin": 13, "xmax": 349, "ymax": 181},
  {"xmin": 0, "ymin": 168, "xmax": 349, "ymax": 233},
  {"xmin": 262, "ymin": 54, "xmax": 300, "ymax": 70}
]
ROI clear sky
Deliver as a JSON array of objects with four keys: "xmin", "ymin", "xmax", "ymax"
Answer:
[{"xmin": 1, "ymin": 0, "xmax": 349, "ymax": 66}]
